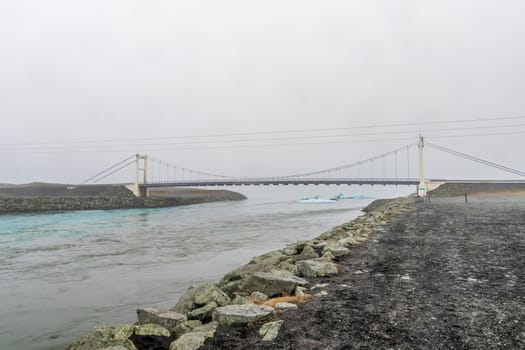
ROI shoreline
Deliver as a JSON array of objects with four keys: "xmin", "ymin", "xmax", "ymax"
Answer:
[
  {"xmin": 67, "ymin": 196, "xmax": 413, "ymax": 350},
  {"xmin": 204, "ymin": 192, "xmax": 525, "ymax": 349},
  {"xmin": 0, "ymin": 184, "xmax": 247, "ymax": 214},
  {"xmin": 66, "ymin": 184, "xmax": 525, "ymax": 349}
]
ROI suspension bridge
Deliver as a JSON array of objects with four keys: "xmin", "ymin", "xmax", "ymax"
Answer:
[{"xmin": 81, "ymin": 136, "xmax": 525, "ymax": 198}]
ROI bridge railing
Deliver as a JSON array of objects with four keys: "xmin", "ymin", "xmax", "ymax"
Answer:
[{"xmin": 140, "ymin": 177, "xmax": 421, "ymax": 187}]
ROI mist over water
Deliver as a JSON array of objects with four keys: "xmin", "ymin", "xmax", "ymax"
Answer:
[{"xmin": 0, "ymin": 186, "xmax": 413, "ymax": 350}]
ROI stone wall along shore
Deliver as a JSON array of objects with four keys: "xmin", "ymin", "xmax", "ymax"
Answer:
[
  {"xmin": 0, "ymin": 196, "xmax": 179, "ymax": 213},
  {"xmin": 67, "ymin": 197, "xmax": 415, "ymax": 350},
  {"xmin": 0, "ymin": 185, "xmax": 246, "ymax": 214}
]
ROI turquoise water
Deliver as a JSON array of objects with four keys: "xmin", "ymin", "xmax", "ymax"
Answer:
[{"xmin": 0, "ymin": 186, "xmax": 413, "ymax": 350}]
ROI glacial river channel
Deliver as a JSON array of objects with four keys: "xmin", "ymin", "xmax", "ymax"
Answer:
[{"xmin": 0, "ymin": 186, "xmax": 413, "ymax": 350}]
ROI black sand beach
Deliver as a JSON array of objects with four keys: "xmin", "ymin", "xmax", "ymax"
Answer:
[{"xmin": 202, "ymin": 193, "xmax": 525, "ymax": 349}]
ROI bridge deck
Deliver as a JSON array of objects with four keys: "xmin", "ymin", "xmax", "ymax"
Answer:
[
  {"xmin": 140, "ymin": 178, "xmax": 420, "ymax": 187},
  {"xmin": 138, "ymin": 179, "xmax": 525, "ymax": 188}
]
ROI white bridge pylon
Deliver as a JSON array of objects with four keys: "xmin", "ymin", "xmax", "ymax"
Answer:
[
  {"xmin": 133, "ymin": 154, "xmax": 149, "ymax": 198},
  {"xmin": 418, "ymin": 135, "xmax": 426, "ymax": 197}
]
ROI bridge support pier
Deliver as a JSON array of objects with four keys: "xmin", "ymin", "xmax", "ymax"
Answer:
[
  {"xmin": 133, "ymin": 154, "xmax": 149, "ymax": 198},
  {"xmin": 418, "ymin": 135, "xmax": 427, "ymax": 197}
]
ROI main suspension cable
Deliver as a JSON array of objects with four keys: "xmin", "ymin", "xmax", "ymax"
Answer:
[
  {"xmin": 427, "ymin": 142, "xmax": 525, "ymax": 177},
  {"xmin": 80, "ymin": 155, "xmax": 135, "ymax": 184}
]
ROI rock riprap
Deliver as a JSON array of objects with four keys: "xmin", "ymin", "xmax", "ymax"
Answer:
[
  {"xmin": 293, "ymin": 244, "xmax": 319, "ymax": 261},
  {"xmin": 169, "ymin": 322, "xmax": 218, "ymax": 350},
  {"xmin": 136, "ymin": 308, "xmax": 186, "ymax": 335},
  {"xmin": 297, "ymin": 259, "xmax": 339, "ymax": 278},
  {"xmin": 67, "ymin": 197, "xmax": 415, "ymax": 349},
  {"xmin": 134, "ymin": 324, "xmax": 171, "ymax": 337},
  {"xmin": 212, "ymin": 304, "xmax": 274, "ymax": 326},
  {"xmin": 250, "ymin": 291, "xmax": 269, "ymax": 301},
  {"xmin": 187, "ymin": 301, "xmax": 217, "ymax": 321},
  {"xmin": 67, "ymin": 323, "xmax": 170, "ymax": 350},
  {"xmin": 259, "ymin": 320, "xmax": 284, "ymax": 341},
  {"xmin": 325, "ymin": 246, "xmax": 351, "ymax": 258},
  {"xmin": 172, "ymin": 320, "xmax": 203, "ymax": 339},
  {"xmin": 0, "ymin": 185, "xmax": 247, "ymax": 214},
  {"xmin": 230, "ymin": 295, "xmax": 252, "ymax": 305},
  {"xmin": 242, "ymin": 271, "xmax": 308, "ymax": 297},
  {"xmin": 218, "ymin": 251, "xmax": 293, "ymax": 295},
  {"xmin": 274, "ymin": 302, "xmax": 297, "ymax": 309},
  {"xmin": 171, "ymin": 283, "xmax": 230, "ymax": 315}
]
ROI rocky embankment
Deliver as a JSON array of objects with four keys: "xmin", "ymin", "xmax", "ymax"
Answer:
[
  {"xmin": 67, "ymin": 197, "xmax": 414, "ymax": 350},
  {"xmin": 428, "ymin": 182, "xmax": 525, "ymax": 197},
  {"xmin": 0, "ymin": 184, "xmax": 246, "ymax": 213}
]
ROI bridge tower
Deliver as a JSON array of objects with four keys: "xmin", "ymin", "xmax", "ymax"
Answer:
[
  {"xmin": 134, "ymin": 154, "xmax": 149, "ymax": 197},
  {"xmin": 417, "ymin": 135, "xmax": 427, "ymax": 197}
]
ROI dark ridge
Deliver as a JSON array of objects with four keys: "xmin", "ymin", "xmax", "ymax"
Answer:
[
  {"xmin": 428, "ymin": 182, "xmax": 525, "ymax": 197},
  {"xmin": 0, "ymin": 183, "xmax": 246, "ymax": 213}
]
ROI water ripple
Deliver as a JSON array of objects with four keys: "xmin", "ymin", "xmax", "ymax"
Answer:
[{"xmin": 0, "ymin": 186, "xmax": 411, "ymax": 350}]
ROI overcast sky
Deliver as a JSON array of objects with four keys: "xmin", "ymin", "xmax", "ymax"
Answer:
[{"xmin": 1, "ymin": 1, "xmax": 524, "ymax": 184}]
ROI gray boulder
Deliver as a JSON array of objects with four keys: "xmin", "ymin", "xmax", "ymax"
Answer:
[
  {"xmin": 277, "ymin": 260, "xmax": 299, "ymax": 275},
  {"xmin": 230, "ymin": 295, "xmax": 252, "ymax": 305},
  {"xmin": 322, "ymin": 244, "xmax": 351, "ymax": 258},
  {"xmin": 282, "ymin": 241, "xmax": 311, "ymax": 256},
  {"xmin": 193, "ymin": 284, "xmax": 230, "ymax": 307},
  {"xmin": 170, "ymin": 333, "xmax": 206, "ymax": 350},
  {"xmin": 111, "ymin": 325, "xmax": 135, "ymax": 340},
  {"xmin": 250, "ymin": 250, "xmax": 288, "ymax": 266},
  {"xmin": 259, "ymin": 320, "xmax": 284, "ymax": 341},
  {"xmin": 212, "ymin": 304, "xmax": 274, "ymax": 326},
  {"xmin": 67, "ymin": 324, "xmax": 137, "ymax": 350},
  {"xmin": 354, "ymin": 233, "xmax": 369, "ymax": 243},
  {"xmin": 274, "ymin": 302, "xmax": 297, "ymax": 309},
  {"xmin": 133, "ymin": 324, "xmax": 170, "ymax": 337},
  {"xmin": 311, "ymin": 240, "xmax": 328, "ymax": 250},
  {"xmin": 136, "ymin": 308, "xmax": 186, "ymax": 334},
  {"xmin": 171, "ymin": 285, "xmax": 206, "ymax": 315},
  {"xmin": 319, "ymin": 251, "xmax": 335, "ymax": 261},
  {"xmin": 243, "ymin": 270, "xmax": 308, "ymax": 297},
  {"xmin": 331, "ymin": 247, "xmax": 351, "ymax": 258},
  {"xmin": 219, "ymin": 279, "xmax": 246, "ymax": 296},
  {"xmin": 169, "ymin": 322, "xmax": 218, "ymax": 350},
  {"xmin": 297, "ymin": 260, "xmax": 338, "ymax": 278},
  {"xmin": 295, "ymin": 286, "xmax": 306, "ymax": 297},
  {"xmin": 338, "ymin": 236, "xmax": 359, "ymax": 248},
  {"xmin": 282, "ymin": 246, "xmax": 299, "ymax": 256},
  {"xmin": 172, "ymin": 320, "xmax": 202, "ymax": 339},
  {"xmin": 171, "ymin": 283, "xmax": 230, "ymax": 314},
  {"xmin": 249, "ymin": 291, "xmax": 269, "ymax": 301},
  {"xmin": 218, "ymin": 251, "xmax": 291, "ymax": 294},
  {"xmin": 294, "ymin": 245, "xmax": 319, "ymax": 261},
  {"xmin": 192, "ymin": 321, "xmax": 218, "ymax": 337},
  {"xmin": 187, "ymin": 302, "xmax": 217, "ymax": 321}
]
